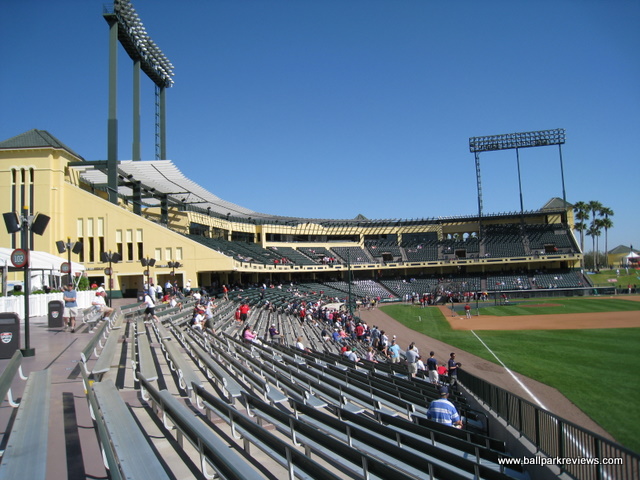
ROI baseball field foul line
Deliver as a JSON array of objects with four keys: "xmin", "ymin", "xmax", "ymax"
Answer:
[
  {"xmin": 470, "ymin": 330, "xmax": 548, "ymax": 410},
  {"xmin": 469, "ymin": 331, "xmax": 608, "ymax": 471}
]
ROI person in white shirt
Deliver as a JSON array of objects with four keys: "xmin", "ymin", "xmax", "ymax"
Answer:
[
  {"xmin": 144, "ymin": 291, "xmax": 159, "ymax": 322},
  {"xmin": 91, "ymin": 291, "xmax": 114, "ymax": 320}
]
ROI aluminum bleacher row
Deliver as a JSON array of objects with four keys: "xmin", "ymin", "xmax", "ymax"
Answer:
[
  {"xmin": 226, "ymin": 273, "xmax": 590, "ymax": 310},
  {"xmin": 75, "ymin": 297, "xmax": 531, "ymax": 480},
  {"xmin": 185, "ymin": 222, "xmax": 579, "ymax": 267}
]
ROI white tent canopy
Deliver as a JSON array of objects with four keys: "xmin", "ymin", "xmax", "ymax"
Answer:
[
  {"xmin": 0, "ymin": 247, "xmax": 85, "ymax": 292},
  {"xmin": 625, "ymin": 251, "xmax": 640, "ymax": 265}
]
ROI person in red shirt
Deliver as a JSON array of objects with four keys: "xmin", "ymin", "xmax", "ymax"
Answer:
[
  {"xmin": 239, "ymin": 303, "xmax": 250, "ymax": 322},
  {"xmin": 464, "ymin": 303, "xmax": 471, "ymax": 318},
  {"xmin": 355, "ymin": 323, "xmax": 365, "ymax": 341}
]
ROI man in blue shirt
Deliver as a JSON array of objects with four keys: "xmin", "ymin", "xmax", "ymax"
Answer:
[
  {"xmin": 63, "ymin": 283, "xmax": 78, "ymax": 333},
  {"xmin": 388, "ymin": 339, "xmax": 401, "ymax": 363},
  {"xmin": 427, "ymin": 386, "xmax": 463, "ymax": 428}
]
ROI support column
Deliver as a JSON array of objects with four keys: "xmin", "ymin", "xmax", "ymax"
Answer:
[
  {"xmin": 160, "ymin": 86, "xmax": 167, "ymax": 159},
  {"xmin": 516, "ymin": 147, "xmax": 524, "ymax": 216},
  {"xmin": 107, "ymin": 19, "xmax": 119, "ymax": 204},
  {"xmin": 133, "ymin": 60, "xmax": 141, "ymax": 161}
]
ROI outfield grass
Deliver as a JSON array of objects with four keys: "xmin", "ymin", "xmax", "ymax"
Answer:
[
  {"xmin": 588, "ymin": 268, "xmax": 640, "ymax": 288},
  {"xmin": 380, "ymin": 301, "xmax": 640, "ymax": 454},
  {"xmin": 458, "ymin": 297, "xmax": 640, "ymax": 317}
]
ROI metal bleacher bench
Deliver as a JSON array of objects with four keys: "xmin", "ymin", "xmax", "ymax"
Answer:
[
  {"xmin": 0, "ymin": 351, "xmax": 27, "ymax": 408},
  {"xmin": 0, "ymin": 368, "xmax": 52, "ymax": 480},
  {"xmin": 138, "ymin": 375, "xmax": 264, "ymax": 480},
  {"xmin": 85, "ymin": 376, "xmax": 169, "ymax": 480},
  {"xmin": 80, "ymin": 317, "xmax": 113, "ymax": 375},
  {"xmin": 151, "ymin": 319, "xmax": 202, "ymax": 398},
  {"xmin": 91, "ymin": 315, "xmax": 125, "ymax": 378},
  {"xmin": 183, "ymin": 331, "xmax": 244, "ymax": 404}
]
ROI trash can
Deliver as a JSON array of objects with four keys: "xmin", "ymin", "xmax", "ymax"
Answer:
[
  {"xmin": 48, "ymin": 300, "xmax": 65, "ymax": 328},
  {"xmin": 0, "ymin": 313, "xmax": 21, "ymax": 359}
]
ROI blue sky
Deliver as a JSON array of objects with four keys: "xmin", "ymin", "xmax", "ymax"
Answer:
[{"xmin": 2, "ymin": 0, "xmax": 638, "ymax": 251}]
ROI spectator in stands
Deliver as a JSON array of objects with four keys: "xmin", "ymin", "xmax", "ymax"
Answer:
[
  {"xmin": 370, "ymin": 325, "xmax": 380, "ymax": 348},
  {"xmin": 345, "ymin": 346, "xmax": 359, "ymax": 362},
  {"xmin": 437, "ymin": 364, "xmax": 448, "ymax": 382},
  {"xmin": 388, "ymin": 339, "xmax": 401, "ymax": 363},
  {"xmin": 239, "ymin": 303, "xmax": 250, "ymax": 322},
  {"xmin": 427, "ymin": 386, "xmax": 463, "ymax": 428},
  {"xmin": 242, "ymin": 324, "xmax": 258, "ymax": 343},
  {"xmin": 365, "ymin": 346, "xmax": 378, "ymax": 363},
  {"xmin": 416, "ymin": 355, "xmax": 425, "ymax": 372},
  {"xmin": 268, "ymin": 324, "xmax": 283, "ymax": 343},
  {"xmin": 332, "ymin": 329, "xmax": 341, "ymax": 343},
  {"xmin": 191, "ymin": 308, "xmax": 205, "ymax": 331},
  {"xmin": 144, "ymin": 290, "xmax": 159, "ymax": 323},
  {"xmin": 91, "ymin": 290, "xmax": 114, "ymax": 321},
  {"xmin": 295, "ymin": 336, "xmax": 310, "ymax": 352},
  {"xmin": 63, "ymin": 283, "xmax": 78, "ymax": 333},
  {"xmin": 427, "ymin": 351, "xmax": 439, "ymax": 384},
  {"xmin": 405, "ymin": 343, "xmax": 419, "ymax": 378},
  {"xmin": 354, "ymin": 322, "xmax": 365, "ymax": 342},
  {"xmin": 169, "ymin": 294, "xmax": 183, "ymax": 311},
  {"xmin": 320, "ymin": 327, "xmax": 330, "ymax": 342},
  {"xmin": 378, "ymin": 330, "xmax": 389, "ymax": 354},
  {"xmin": 222, "ymin": 284, "xmax": 229, "ymax": 300},
  {"xmin": 448, "ymin": 352, "xmax": 460, "ymax": 387}
]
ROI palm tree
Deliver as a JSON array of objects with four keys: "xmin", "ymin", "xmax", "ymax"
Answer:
[
  {"xmin": 599, "ymin": 207, "xmax": 614, "ymax": 266},
  {"xmin": 594, "ymin": 218, "xmax": 607, "ymax": 268},
  {"xmin": 572, "ymin": 201, "xmax": 590, "ymax": 255},
  {"xmin": 587, "ymin": 224, "xmax": 600, "ymax": 269}
]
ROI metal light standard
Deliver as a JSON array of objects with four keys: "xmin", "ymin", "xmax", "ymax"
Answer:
[
  {"xmin": 167, "ymin": 261, "xmax": 181, "ymax": 276},
  {"xmin": 140, "ymin": 256, "xmax": 156, "ymax": 293},
  {"xmin": 101, "ymin": 251, "xmax": 122, "ymax": 307},
  {"xmin": 56, "ymin": 238, "xmax": 83, "ymax": 286},
  {"xmin": 3, "ymin": 207, "xmax": 50, "ymax": 357}
]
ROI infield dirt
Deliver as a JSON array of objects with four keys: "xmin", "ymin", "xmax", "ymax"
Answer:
[{"xmin": 440, "ymin": 296, "xmax": 640, "ymax": 330}]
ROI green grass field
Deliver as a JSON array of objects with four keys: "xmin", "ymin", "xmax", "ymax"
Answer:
[
  {"xmin": 459, "ymin": 297, "xmax": 640, "ymax": 317},
  {"xmin": 380, "ymin": 299, "xmax": 640, "ymax": 454},
  {"xmin": 588, "ymin": 268, "xmax": 640, "ymax": 288}
]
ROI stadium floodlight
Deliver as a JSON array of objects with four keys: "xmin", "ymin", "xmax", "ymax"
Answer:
[
  {"xmin": 105, "ymin": 0, "xmax": 175, "ymax": 88},
  {"xmin": 469, "ymin": 128, "xmax": 565, "ymax": 153},
  {"xmin": 469, "ymin": 128, "xmax": 568, "ymax": 231}
]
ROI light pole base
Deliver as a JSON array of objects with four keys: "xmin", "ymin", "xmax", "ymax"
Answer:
[{"xmin": 21, "ymin": 347, "xmax": 36, "ymax": 357}]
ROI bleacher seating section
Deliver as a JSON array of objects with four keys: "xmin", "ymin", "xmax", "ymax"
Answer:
[{"xmin": 185, "ymin": 222, "xmax": 578, "ymax": 268}]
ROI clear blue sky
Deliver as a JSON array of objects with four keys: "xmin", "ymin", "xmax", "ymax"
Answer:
[{"xmin": 2, "ymin": 0, "xmax": 638, "ymax": 251}]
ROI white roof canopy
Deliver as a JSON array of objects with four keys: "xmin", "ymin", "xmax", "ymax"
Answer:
[{"xmin": 0, "ymin": 248, "xmax": 85, "ymax": 273}]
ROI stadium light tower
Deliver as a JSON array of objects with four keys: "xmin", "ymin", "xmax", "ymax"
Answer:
[
  {"xmin": 103, "ymin": 0, "xmax": 175, "ymax": 204},
  {"xmin": 469, "ymin": 128, "xmax": 567, "ymax": 227}
]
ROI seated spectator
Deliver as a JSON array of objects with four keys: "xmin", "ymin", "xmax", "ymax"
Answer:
[
  {"xmin": 365, "ymin": 346, "xmax": 377, "ymax": 363},
  {"xmin": 426, "ymin": 386, "xmax": 463, "ymax": 428},
  {"xmin": 91, "ymin": 291, "xmax": 114, "ymax": 320},
  {"xmin": 191, "ymin": 310, "xmax": 205, "ymax": 331},
  {"xmin": 242, "ymin": 324, "xmax": 258, "ymax": 343},
  {"xmin": 321, "ymin": 328, "xmax": 330, "ymax": 342},
  {"xmin": 345, "ymin": 346, "xmax": 359, "ymax": 362},
  {"xmin": 295, "ymin": 336, "xmax": 310, "ymax": 352},
  {"xmin": 268, "ymin": 324, "xmax": 283, "ymax": 343}
]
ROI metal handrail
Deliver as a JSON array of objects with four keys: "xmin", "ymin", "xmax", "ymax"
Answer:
[{"xmin": 458, "ymin": 368, "xmax": 639, "ymax": 480}]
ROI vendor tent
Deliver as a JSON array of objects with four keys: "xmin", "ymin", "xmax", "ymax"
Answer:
[
  {"xmin": 0, "ymin": 248, "xmax": 85, "ymax": 292},
  {"xmin": 625, "ymin": 251, "xmax": 640, "ymax": 264}
]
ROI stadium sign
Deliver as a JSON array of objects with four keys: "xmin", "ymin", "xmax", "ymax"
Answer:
[{"xmin": 10, "ymin": 249, "xmax": 29, "ymax": 268}]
